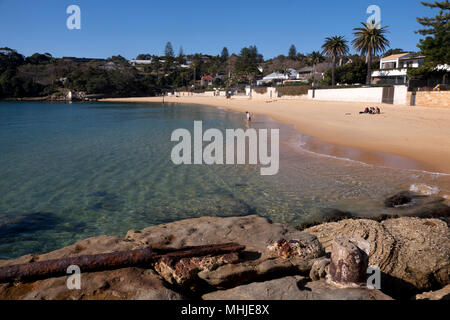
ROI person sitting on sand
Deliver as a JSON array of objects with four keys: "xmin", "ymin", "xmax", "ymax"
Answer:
[
  {"xmin": 359, "ymin": 107, "xmax": 370, "ymax": 114},
  {"xmin": 376, "ymin": 107, "xmax": 381, "ymax": 114}
]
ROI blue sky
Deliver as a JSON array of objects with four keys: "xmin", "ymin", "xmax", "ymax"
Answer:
[{"xmin": 0, "ymin": 0, "xmax": 433, "ymax": 59}]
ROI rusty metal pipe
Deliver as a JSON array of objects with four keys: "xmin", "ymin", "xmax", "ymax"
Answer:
[{"xmin": 0, "ymin": 243, "xmax": 245, "ymax": 283}]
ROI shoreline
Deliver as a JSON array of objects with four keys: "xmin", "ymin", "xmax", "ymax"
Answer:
[{"xmin": 100, "ymin": 96, "xmax": 450, "ymax": 175}]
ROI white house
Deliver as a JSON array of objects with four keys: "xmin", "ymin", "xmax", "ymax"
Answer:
[
  {"xmin": 371, "ymin": 53, "xmax": 425, "ymax": 85},
  {"xmin": 129, "ymin": 59, "xmax": 153, "ymax": 66},
  {"xmin": 257, "ymin": 69, "xmax": 299, "ymax": 85}
]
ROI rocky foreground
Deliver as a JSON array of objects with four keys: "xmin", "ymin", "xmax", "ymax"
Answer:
[{"xmin": 0, "ymin": 215, "xmax": 448, "ymax": 300}]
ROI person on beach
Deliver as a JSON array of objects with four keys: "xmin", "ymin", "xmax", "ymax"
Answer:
[
  {"xmin": 360, "ymin": 107, "xmax": 369, "ymax": 114},
  {"xmin": 246, "ymin": 111, "xmax": 252, "ymax": 122},
  {"xmin": 359, "ymin": 106, "xmax": 381, "ymax": 115}
]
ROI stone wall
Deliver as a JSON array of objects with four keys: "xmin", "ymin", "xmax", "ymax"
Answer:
[{"xmin": 407, "ymin": 91, "xmax": 450, "ymax": 108}]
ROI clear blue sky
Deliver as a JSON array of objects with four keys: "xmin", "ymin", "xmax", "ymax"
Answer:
[{"xmin": 0, "ymin": 0, "xmax": 433, "ymax": 60}]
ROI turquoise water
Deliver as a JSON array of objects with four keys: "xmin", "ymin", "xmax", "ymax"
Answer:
[{"xmin": 1, "ymin": 101, "xmax": 449, "ymax": 259}]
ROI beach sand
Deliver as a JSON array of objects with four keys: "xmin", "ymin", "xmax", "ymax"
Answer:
[{"xmin": 101, "ymin": 96, "xmax": 450, "ymax": 174}]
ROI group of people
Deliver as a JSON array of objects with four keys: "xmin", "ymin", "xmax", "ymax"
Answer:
[{"xmin": 360, "ymin": 106, "xmax": 381, "ymax": 115}]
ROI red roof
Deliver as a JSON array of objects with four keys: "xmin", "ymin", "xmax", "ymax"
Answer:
[{"xmin": 201, "ymin": 75, "xmax": 213, "ymax": 81}]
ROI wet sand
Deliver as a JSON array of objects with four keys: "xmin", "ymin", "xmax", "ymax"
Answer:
[{"xmin": 101, "ymin": 96, "xmax": 450, "ymax": 174}]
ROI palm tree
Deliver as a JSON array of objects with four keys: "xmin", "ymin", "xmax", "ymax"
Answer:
[
  {"xmin": 322, "ymin": 36, "xmax": 349, "ymax": 86},
  {"xmin": 308, "ymin": 51, "xmax": 325, "ymax": 87},
  {"xmin": 352, "ymin": 22, "xmax": 390, "ymax": 85},
  {"xmin": 191, "ymin": 59, "xmax": 198, "ymax": 90}
]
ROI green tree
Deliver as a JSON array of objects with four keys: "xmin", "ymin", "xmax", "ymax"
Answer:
[
  {"xmin": 108, "ymin": 55, "xmax": 127, "ymax": 65},
  {"xmin": 416, "ymin": 0, "xmax": 450, "ymax": 66},
  {"xmin": 323, "ymin": 58, "xmax": 377, "ymax": 85},
  {"xmin": 165, "ymin": 42, "xmax": 174, "ymax": 58},
  {"xmin": 235, "ymin": 46, "xmax": 263, "ymax": 81},
  {"xmin": 191, "ymin": 56, "xmax": 200, "ymax": 89},
  {"xmin": 178, "ymin": 46, "xmax": 184, "ymax": 58},
  {"xmin": 308, "ymin": 51, "xmax": 325, "ymax": 87},
  {"xmin": 321, "ymin": 36, "xmax": 349, "ymax": 86},
  {"xmin": 136, "ymin": 54, "xmax": 152, "ymax": 60},
  {"xmin": 288, "ymin": 44, "xmax": 297, "ymax": 59},
  {"xmin": 152, "ymin": 59, "xmax": 162, "ymax": 80},
  {"xmin": 352, "ymin": 22, "xmax": 390, "ymax": 85},
  {"xmin": 26, "ymin": 53, "xmax": 52, "ymax": 65},
  {"xmin": 221, "ymin": 47, "xmax": 229, "ymax": 61}
]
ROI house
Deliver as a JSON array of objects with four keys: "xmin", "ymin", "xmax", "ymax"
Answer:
[
  {"xmin": 297, "ymin": 67, "xmax": 314, "ymax": 82},
  {"xmin": 296, "ymin": 65, "xmax": 330, "ymax": 83},
  {"xmin": 200, "ymin": 75, "xmax": 214, "ymax": 87},
  {"xmin": 371, "ymin": 53, "xmax": 425, "ymax": 85},
  {"xmin": 257, "ymin": 69, "xmax": 298, "ymax": 85},
  {"xmin": 99, "ymin": 61, "xmax": 117, "ymax": 71},
  {"xmin": 128, "ymin": 59, "xmax": 152, "ymax": 66},
  {"xmin": 257, "ymin": 72, "xmax": 285, "ymax": 85}
]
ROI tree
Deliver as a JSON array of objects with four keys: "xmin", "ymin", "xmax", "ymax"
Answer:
[
  {"xmin": 308, "ymin": 51, "xmax": 325, "ymax": 87},
  {"xmin": 324, "ymin": 58, "xmax": 377, "ymax": 85},
  {"xmin": 235, "ymin": 46, "xmax": 263, "ymax": 82},
  {"xmin": 108, "ymin": 55, "xmax": 127, "ymax": 63},
  {"xmin": 288, "ymin": 45, "xmax": 297, "ymax": 59},
  {"xmin": 136, "ymin": 54, "xmax": 152, "ymax": 60},
  {"xmin": 221, "ymin": 47, "xmax": 229, "ymax": 61},
  {"xmin": 178, "ymin": 46, "xmax": 184, "ymax": 58},
  {"xmin": 191, "ymin": 55, "xmax": 201, "ymax": 89},
  {"xmin": 165, "ymin": 42, "xmax": 174, "ymax": 58},
  {"xmin": 26, "ymin": 53, "xmax": 52, "ymax": 65},
  {"xmin": 416, "ymin": 0, "xmax": 450, "ymax": 66},
  {"xmin": 352, "ymin": 22, "xmax": 390, "ymax": 85},
  {"xmin": 321, "ymin": 36, "xmax": 349, "ymax": 86},
  {"xmin": 0, "ymin": 47, "xmax": 25, "ymax": 70}
]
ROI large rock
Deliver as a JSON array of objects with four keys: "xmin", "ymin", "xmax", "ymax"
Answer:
[
  {"xmin": 305, "ymin": 218, "xmax": 450, "ymax": 296},
  {"xmin": 415, "ymin": 285, "xmax": 450, "ymax": 300},
  {"xmin": 328, "ymin": 237, "xmax": 369, "ymax": 287},
  {"xmin": 267, "ymin": 238, "xmax": 324, "ymax": 260},
  {"xmin": 384, "ymin": 192, "xmax": 414, "ymax": 208},
  {"xmin": 0, "ymin": 235, "xmax": 140, "ymax": 268},
  {"xmin": 309, "ymin": 257, "xmax": 330, "ymax": 281},
  {"xmin": 0, "ymin": 215, "xmax": 323, "ymax": 300},
  {"xmin": 381, "ymin": 218, "xmax": 449, "ymax": 290},
  {"xmin": 202, "ymin": 277, "xmax": 392, "ymax": 300},
  {"xmin": 125, "ymin": 215, "xmax": 322, "ymax": 261},
  {"xmin": 197, "ymin": 256, "xmax": 314, "ymax": 289},
  {"xmin": 128, "ymin": 215, "xmax": 324, "ymax": 288},
  {"xmin": 152, "ymin": 252, "xmax": 240, "ymax": 289},
  {"xmin": 0, "ymin": 267, "xmax": 184, "ymax": 300}
]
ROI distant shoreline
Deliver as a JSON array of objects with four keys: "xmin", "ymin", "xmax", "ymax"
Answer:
[{"xmin": 100, "ymin": 96, "xmax": 450, "ymax": 175}]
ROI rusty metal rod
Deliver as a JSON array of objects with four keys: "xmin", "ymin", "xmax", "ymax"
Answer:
[{"xmin": 0, "ymin": 243, "xmax": 245, "ymax": 283}]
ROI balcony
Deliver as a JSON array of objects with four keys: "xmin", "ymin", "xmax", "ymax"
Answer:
[{"xmin": 372, "ymin": 68, "xmax": 408, "ymax": 77}]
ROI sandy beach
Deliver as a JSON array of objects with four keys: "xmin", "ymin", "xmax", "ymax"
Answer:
[{"xmin": 101, "ymin": 96, "xmax": 450, "ymax": 174}]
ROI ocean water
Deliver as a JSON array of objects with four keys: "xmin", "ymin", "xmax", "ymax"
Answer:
[{"xmin": 0, "ymin": 101, "xmax": 449, "ymax": 259}]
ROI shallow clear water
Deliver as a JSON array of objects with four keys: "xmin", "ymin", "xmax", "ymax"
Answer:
[{"xmin": 1, "ymin": 101, "xmax": 449, "ymax": 259}]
